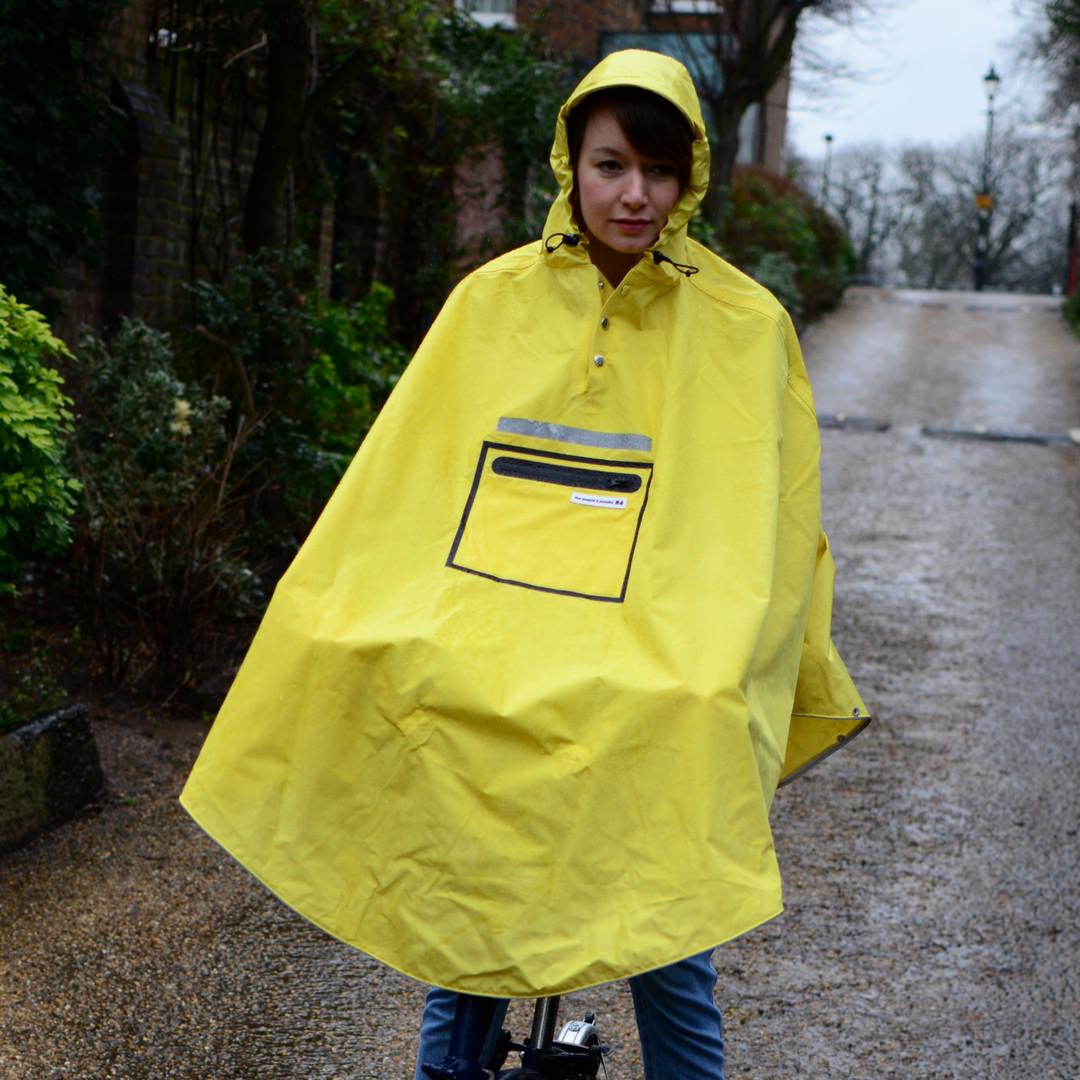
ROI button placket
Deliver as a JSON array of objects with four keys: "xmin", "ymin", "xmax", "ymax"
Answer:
[{"xmin": 592, "ymin": 278, "xmax": 619, "ymax": 376}]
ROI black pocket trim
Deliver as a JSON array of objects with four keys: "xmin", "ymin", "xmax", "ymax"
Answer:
[
  {"xmin": 446, "ymin": 441, "xmax": 654, "ymax": 603},
  {"xmin": 491, "ymin": 455, "xmax": 643, "ymax": 493}
]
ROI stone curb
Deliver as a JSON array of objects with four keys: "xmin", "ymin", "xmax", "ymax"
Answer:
[{"xmin": 0, "ymin": 704, "xmax": 105, "ymax": 854}]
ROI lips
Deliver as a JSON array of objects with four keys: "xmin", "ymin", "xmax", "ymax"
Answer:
[{"xmin": 612, "ymin": 219, "xmax": 651, "ymax": 234}]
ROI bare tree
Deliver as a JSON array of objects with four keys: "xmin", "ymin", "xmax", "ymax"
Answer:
[
  {"xmin": 1031, "ymin": 0, "xmax": 1080, "ymax": 109},
  {"xmin": 891, "ymin": 144, "xmax": 972, "ymax": 289},
  {"xmin": 795, "ymin": 127, "xmax": 1069, "ymax": 292},
  {"xmin": 1019, "ymin": 1, "xmax": 1080, "ymax": 185},
  {"xmin": 895, "ymin": 131, "xmax": 1067, "ymax": 291},
  {"xmin": 802, "ymin": 143, "xmax": 903, "ymax": 282},
  {"xmin": 651, "ymin": 0, "xmax": 880, "ymax": 216}
]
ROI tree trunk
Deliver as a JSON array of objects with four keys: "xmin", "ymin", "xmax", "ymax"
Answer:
[
  {"xmin": 675, "ymin": 0, "xmax": 808, "ymax": 221},
  {"xmin": 704, "ymin": 94, "xmax": 748, "ymax": 221},
  {"xmin": 242, "ymin": 1, "xmax": 313, "ymax": 255}
]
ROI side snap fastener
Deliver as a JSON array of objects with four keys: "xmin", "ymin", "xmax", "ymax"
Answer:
[
  {"xmin": 598, "ymin": 280, "xmax": 605, "ymax": 290},
  {"xmin": 600, "ymin": 317, "xmax": 609, "ymax": 329},
  {"xmin": 593, "ymin": 354, "xmax": 605, "ymax": 367}
]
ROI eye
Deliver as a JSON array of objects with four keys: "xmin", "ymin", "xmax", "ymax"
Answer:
[
  {"xmin": 648, "ymin": 163, "xmax": 678, "ymax": 179},
  {"xmin": 596, "ymin": 159, "xmax": 622, "ymax": 174}
]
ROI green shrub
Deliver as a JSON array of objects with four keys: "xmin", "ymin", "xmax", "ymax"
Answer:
[
  {"xmin": 1064, "ymin": 291, "xmax": 1080, "ymax": 338},
  {"xmin": 706, "ymin": 167, "xmax": 855, "ymax": 324},
  {"xmin": 69, "ymin": 319, "xmax": 256, "ymax": 685},
  {"xmin": 303, "ymin": 283, "xmax": 410, "ymax": 456},
  {"xmin": 182, "ymin": 245, "xmax": 311, "ymax": 417},
  {"xmin": 0, "ymin": 284, "xmax": 80, "ymax": 594},
  {"xmin": 688, "ymin": 211, "xmax": 728, "ymax": 260},
  {"xmin": 0, "ymin": 637, "xmax": 66, "ymax": 734},
  {"xmin": 184, "ymin": 255, "xmax": 410, "ymax": 559},
  {"xmin": 743, "ymin": 251, "xmax": 803, "ymax": 322},
  {"xmin": 185, "ymin": 251, "xmax": 407, "ymax": 450}
]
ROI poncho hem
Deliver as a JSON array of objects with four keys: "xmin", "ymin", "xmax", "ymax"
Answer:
[{"xmin": 180, "ymin": 780, "xmax": 785, "ymax": 998}]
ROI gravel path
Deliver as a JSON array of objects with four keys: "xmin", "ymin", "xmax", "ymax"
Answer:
[{"xmin": 2, "ymin": 286, "xmax": 1078, "ymax": 1078}]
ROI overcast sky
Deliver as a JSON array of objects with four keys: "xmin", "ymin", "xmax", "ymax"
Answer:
[{"xmin": 787, "ymin": 0, "xmax": 1049, "ymax": 160}]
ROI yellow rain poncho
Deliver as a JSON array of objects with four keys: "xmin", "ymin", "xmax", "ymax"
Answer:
[{"xmin": 180, "ymin": 49, "xmax": 869, "ymax": 997}]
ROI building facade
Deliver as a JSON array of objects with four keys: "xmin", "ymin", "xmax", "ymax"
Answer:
[
  {"xmin": 458, "ymin": 0, "xmax": 790, "ymax": 174},
  {"xmin": 61, "ymin": 2, "xmax": 791, "ymax": 341}
]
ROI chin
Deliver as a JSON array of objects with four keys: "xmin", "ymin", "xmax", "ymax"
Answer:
[{"xmin": 605, "ymin": 234, "xmax": 658, "ymax": 255}]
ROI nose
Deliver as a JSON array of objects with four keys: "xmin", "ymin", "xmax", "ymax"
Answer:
[{"xmin": 621, "ymin": 168, "xmax": 647, "ymax": 207}]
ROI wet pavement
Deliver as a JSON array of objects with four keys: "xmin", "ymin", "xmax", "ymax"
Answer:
[{"xmin": 2, "ymin": 286, "xmax": 1079, "ymax": 1078}]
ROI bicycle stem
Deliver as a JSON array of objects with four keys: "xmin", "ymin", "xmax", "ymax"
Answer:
[{"xmin": 528, "ymin": 996, "xmax": 561, "ymax": 1050}]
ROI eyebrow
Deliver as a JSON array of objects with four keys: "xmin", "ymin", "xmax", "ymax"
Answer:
[{"xmin": 587, "ymin": 146, "xmax": 626, "ymax": 156}]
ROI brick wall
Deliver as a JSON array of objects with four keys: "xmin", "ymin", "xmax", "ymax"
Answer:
[
  {"xmin": 55, "ymin": 0, "xmax": 184, "ymax": 342},
  {"xmin": 519, "ymin": 0, "xmax": 645, "ymax": 60},
  {"xmin": 57, "ymin": 0, "xmax": 267, "ymax": 342},
  {"xmin": 106, "ymin": 0, "xmax": 152, "ymax": 83},
  {"xmin": 56, "ymin": 1, "xmax": 789, "ymax": 344},
  {"xmin": 516, "ymin": 0, "xmax": 787, "ymax": 175},
  {"xmin": 115, "ymin": 79, "xmax": 185, "ymax": 328}
]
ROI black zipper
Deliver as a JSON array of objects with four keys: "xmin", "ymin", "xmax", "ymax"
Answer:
[{"xmin": 491, "ymin": 455, "xmax": 642, "ymax": 494}]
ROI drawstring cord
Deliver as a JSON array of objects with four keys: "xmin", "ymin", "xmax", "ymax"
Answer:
[
  {"xmin": 544, "ymin": 232, "xmax": 582, "ymax": 252},
  {"xmin": 652, "ymin": 250, "xmax": 699, "ymax": 277},
  {"xmin": 543, "ymin": 232, "xmax": 699, "ymax": 279}
]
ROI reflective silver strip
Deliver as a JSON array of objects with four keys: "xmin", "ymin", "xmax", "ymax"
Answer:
[{"xmin": 497, "ymin": 417, "xmax": 652, "ymax": 453}]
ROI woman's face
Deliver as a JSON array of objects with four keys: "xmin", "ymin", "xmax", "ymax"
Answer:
[{"xmin": 575, "ymin": 105, "xmax": 682, "ymax": 260}]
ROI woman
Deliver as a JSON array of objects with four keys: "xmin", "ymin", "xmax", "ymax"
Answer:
[{"xmin": 181, "ymin": 50, "xmax": 868, "ymax": 1078}]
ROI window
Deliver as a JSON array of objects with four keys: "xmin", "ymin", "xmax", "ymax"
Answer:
[
  {"xmin": 601, "ymin": 31, "xmax": 725, "ymax": 102},
  {"xmin": 456, "ymin": 0, "xmax": 517, "ymax": 29},
  {"xmin": 650, "ymin": 1, "xmax": 722, "ymax": 13}
]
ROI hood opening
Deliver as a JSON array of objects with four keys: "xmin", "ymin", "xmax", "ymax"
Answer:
[{"xmin": 543, "ymin": 49, "xmax": 712, "ymax": 267}]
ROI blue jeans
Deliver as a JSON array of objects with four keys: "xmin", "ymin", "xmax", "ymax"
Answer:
[{"xmin": 414, "ymin": 949, "xmax": 724, "ymax": 1079}]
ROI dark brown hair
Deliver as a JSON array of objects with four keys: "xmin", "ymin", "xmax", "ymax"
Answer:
[{"xmin": 565, "ymin": 86, "xmax": 695, "ymax": 225}]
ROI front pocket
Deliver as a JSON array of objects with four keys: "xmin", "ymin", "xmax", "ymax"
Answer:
[{"xmin": 447, "ymin": 442, "xmax": 653, "ymax": 602}]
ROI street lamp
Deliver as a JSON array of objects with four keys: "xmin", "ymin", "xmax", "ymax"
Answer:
[
  {"xmin": 974, "ymin": 64, "xmax": 1001, "ymax": 291},
  {"xmin": 821, "ymin": 132, "xmax": 834, "ymax": 205}
]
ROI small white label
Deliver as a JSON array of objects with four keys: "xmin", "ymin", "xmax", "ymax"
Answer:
[{"xmin": 571, "ymin": 492, "xmax": 627, "ymax": 509}]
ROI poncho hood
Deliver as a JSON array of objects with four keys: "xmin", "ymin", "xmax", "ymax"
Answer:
[
  {"xmin": 180, "ymin": 50, "xmax": 869, "ymax": 999},
  {"xmin": 543, "ymin": 49, "xmax": 711, "ymax": 264}
]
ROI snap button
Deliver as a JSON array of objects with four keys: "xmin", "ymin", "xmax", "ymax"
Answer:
[
  {"xmin": 600, "ymin": 317, "xmax": 609, "ymax": 329},
  {"xmin": 593, "ymin": 354, "xmax": 605, "ymax": 367},
  {"xmin": 598, "ymin": 280, "xmax": 605, "ymax": 290},
  {"xmin": 621, "ymin": 284, "xmax": 630, "ymax": 294}
]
